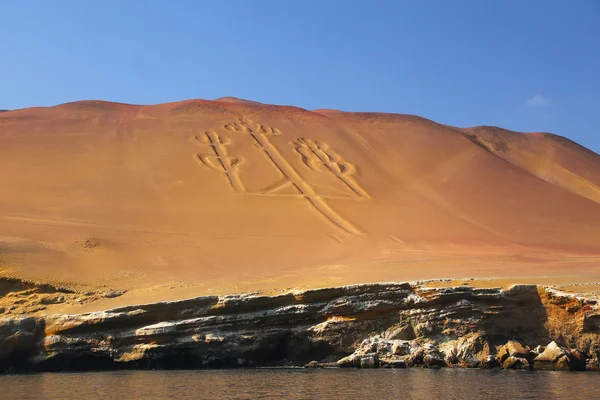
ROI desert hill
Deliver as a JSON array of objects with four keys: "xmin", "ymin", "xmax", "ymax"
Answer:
[
  {"xmin": 1, "ymin": 98, "xmax": 600, "ymax": 305},
  {"xmin": 464, "ymin": 126, "xmax": 600, "ymax": 204}
]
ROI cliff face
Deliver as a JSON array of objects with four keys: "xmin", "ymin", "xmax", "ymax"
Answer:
[{"xmin": 1, "ymin": 283, "xmax": 600, "ymax": 373}]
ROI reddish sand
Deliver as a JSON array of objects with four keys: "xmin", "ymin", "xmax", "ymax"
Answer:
[{"xmin": 1, "ymin": 98, "xmax": 599, "ymax": 306}]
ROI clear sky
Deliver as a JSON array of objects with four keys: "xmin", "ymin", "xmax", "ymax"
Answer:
[{"xmin": 1, "ymin": 0, "xmax": 599, "ymax": 152}]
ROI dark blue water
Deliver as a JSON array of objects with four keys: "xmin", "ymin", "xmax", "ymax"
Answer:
[{"xmin": 2, "ymin": 368, "xmax": 599, "ymax": 399}]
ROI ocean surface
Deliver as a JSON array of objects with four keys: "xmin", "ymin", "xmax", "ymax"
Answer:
[{"xmin": 2, "ymin": 368, "xmax": 600, "ymax": 399}]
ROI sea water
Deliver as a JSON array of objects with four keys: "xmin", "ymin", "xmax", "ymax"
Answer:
[{"xmin": 2, "ymin": 368, "xmax": 599, "ymax": 400}]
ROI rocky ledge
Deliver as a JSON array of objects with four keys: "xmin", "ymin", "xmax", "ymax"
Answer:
[{"xmin": 1, "ymin": 282, "xmax": 600, "ymax": 373}]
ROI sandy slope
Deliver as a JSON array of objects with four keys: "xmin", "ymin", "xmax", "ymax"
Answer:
[
  {"xmin": 464, "ymin": 126, "xmax": 600, "ymax": 204},
  {"xmin": 1, "ymin": 98, "xmax": 599, "ymax": 304}
]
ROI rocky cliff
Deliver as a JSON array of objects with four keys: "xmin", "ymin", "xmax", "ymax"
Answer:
[{"xmin": 1, "ymin": 282, "xmax": 600, "ymax": 373}]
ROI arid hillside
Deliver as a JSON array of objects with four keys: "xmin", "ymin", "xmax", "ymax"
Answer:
[{"xmin": 1, "ymin": 98, "xmax": 600, "ymax": 302}]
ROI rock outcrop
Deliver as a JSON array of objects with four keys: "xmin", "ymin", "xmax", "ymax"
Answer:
[
  {"xmin": 1, "ymin": 282, "xmax": 600, "ymax": 373},
  {"xmin": 533, "ymin": 341, "xmax": 586, "ymax": 371}
]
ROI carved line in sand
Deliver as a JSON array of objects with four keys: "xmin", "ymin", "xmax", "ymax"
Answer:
[
  {"xmin": 193, "ymin": 131, "xmax": 246, "ymax": 193},
  {"xmin": 196, "ymin": 117, "xmax": 366, "ymax": 235},
  {"xmin": 294, "ymin": 138, "xmax": 370, "ymax": 199}
]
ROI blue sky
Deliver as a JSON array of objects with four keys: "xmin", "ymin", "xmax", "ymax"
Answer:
[{"xmin": 1, "ymin": 0, "xmax": 599, "ymax": 152}]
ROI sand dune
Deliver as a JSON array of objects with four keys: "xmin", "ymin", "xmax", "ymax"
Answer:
[
  {"xmin": 464, "ymin": 126, "xmax": 600, "ymax": 204},
  {"xmin": 1, "ymin": 98, "xmax": 599, "ymax": 298}
]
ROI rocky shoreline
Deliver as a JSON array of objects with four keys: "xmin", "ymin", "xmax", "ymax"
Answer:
[{"xmin": 1, "ymin": 282, "xmax": 600, "ymax": 373}]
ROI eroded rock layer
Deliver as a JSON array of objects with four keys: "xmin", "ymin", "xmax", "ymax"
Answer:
[{"xmin": 1, "ymin": 283, "xmax": 600, "ymax": 373}]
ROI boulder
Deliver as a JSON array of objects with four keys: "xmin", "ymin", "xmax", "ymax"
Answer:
[
  {"xmin": 497, "ymin": 340, "xmax": 529, "ymax": 364},
  {"xmin": 423, "ymin": 354, "xmax": 446, "ymax": 368},
  {"xmin": 534, "ymin": 341, "xmax": 568, "ymax": 371},
  {"xmin": 376, "ymin": 339, "xmax": 392, "ymax": 355},
  {"xmin": 304, "ymin": 360, "xmax": 320, "ymax": 368},
  {"xmin": 392, "ymin": 341, "xmax": 410, "ymax": 356},
  {"xmin": 336, "ymin": 355, "xmax": 356, "ymax": 368},
  {"xmin": 337, "ymin": 353, "xmax": 381, "ymax": 368},
  {"xmin": 387, "ymin": 359, "xmax": 406, "ymax": 368},
  {"xmin": 443, "ymin": 333, "xmax": 494, "ymax": 368},
  {"xmin": 405, "ymin": 347, "xmax": 424, "ymax": 367},
  {"xmin": 422, "ymin": 343, "xmax": 446, "ymax": 368},
  {"xmin": 385, "ymin": 323, "xmax": 416, "ymax": 340},
  {"xmin": 359, "ymin": 353, "xmax": 379, "ymax": 368},
  {"xmin": 534, "ymin": 342, "xmax": 586, "ymax": 371},
  {"xmin": 502, "ymin": 356, "xmax": 530, "ymax": 370}
]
